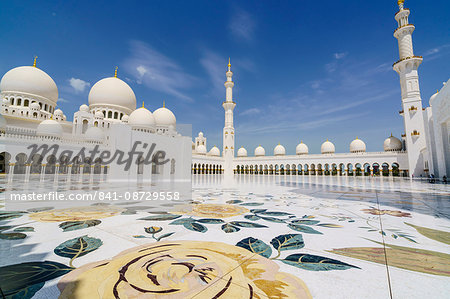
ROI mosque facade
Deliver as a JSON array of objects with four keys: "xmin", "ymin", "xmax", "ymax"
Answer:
[
  {"xmin": 192, "ymin": 1, "xmax": 449, "ymax": 179},
  {"xmin": 0, "ymin": 61, "xmax": 191, "ymax": 183}
]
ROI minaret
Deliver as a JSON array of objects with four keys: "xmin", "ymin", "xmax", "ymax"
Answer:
[
  {"xmin": 223, "ymin": 58, "xmax": 236, "ymax": 175},
  {"xmin": 393, "ymin": 0, "xmax": 427, "ymax": 177}
]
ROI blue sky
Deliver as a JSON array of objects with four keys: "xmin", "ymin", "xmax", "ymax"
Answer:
[{"xmin": 1, "ymin": 0, "xmax": 449, "ymax": 154}]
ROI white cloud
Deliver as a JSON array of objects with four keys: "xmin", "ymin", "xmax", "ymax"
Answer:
[
  {"xmin": 136, "ymin": 65, "xmax": 147, "ymax": 77},
  {"xmin": 425, "ymin": 48, "xmax": 439, "ymax": 56},
  {"xmin": 240, "ymin": 108, "xmax": 261, "ymax": 116},
  {"xmin": 58, "ymin": 98, "xmax": 69, "ymax": 103},
  {"xmin": 314, "ymin": 90, "xmax": 397, "ymax": 117},
  {"xmin": 325, "ymin": 62, "xmax": 337, "ymax": 73},
  {"xmin": 123, "ymin": 41, "xmax": 197, "ymax": 102},
  {"xmin": 229, "ymin": 9, "xmax": 256, "ymax": 42},
  {"xmin": 237, "ymin": 113, "xmax": 366, "ymax": 135},
  {"xmin": 334, "ymin": 52, "xmax": 347, "ymax": 59},
  {"xmin": 423, "ymin": 44, "xmax": 450, "ymax": 61},
  {"xmin": 200, "ymin": 50, "xmax": 226, "ymax": 94},
  {"xmin": 311, "ymin": 81, "xmax": 321, "ymax": 89},
  {"xmin": 69, "ymin": 78, "xmax": 90, "ymax": 93}
]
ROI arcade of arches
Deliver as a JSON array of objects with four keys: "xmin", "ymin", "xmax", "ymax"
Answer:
[{"xmin": 231, "ymin": 162, "xmax": 406, "ymax": 177}]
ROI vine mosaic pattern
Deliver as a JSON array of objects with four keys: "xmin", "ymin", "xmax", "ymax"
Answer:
[{"xmin": 0, "ymin": 179, "xmax": 449, "ymax": 298}]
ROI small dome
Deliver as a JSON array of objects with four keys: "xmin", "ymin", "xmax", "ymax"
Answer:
[
  {"xmin": 429, "ymin": 91, "xmax": 439, "ymax": 106},
  {"xmin": 88, "ymin": 77, "xmax": 136, "ymax": 112},
  {"xmin": 384, "ymin": 134, "xmax": 402, "ymax": 151},
  {"xmin": 296, "ymin": 141, "xmax": 308, "ymax": 155},
  {"xmin": 2, "ymin": 98, "xmax": 10, "ymax": 106},
  {"xmin": 0, "ymin": 66, "xmax": 58, "ymax": 103},
  {"xmin": 85, "ymin": 126, "xmax": 105, "ymax": 141},
  {"xmin": 350, "ymin": 137, "xmax": 366, "ymax": 153},
  {"xmin": 321, "ymin": 139, "xmax": 335, "ymax": 154},
  {"xmin": 153, "ymin": 106, "xmax": 176, "ymax": 127},
  {"xmin": 209, "ymin": 146, "xmax": 220, "ymax": 157},
  {"xmin": 274, "ymin": 143, "xmax": 286, "ymax": 156},
  {"xmin": 254, "ymin": 145, "xmax": 265, "ymax": 157},
  {"xmin": 94, "ymin": 111, "xmax": 104, "ymax": 119},
  {"xmin": 196, "ymin": 144, "xmax": 207, "ymax": 155},
  {"xmin": 237, "ymin": 147, "xmax": 248, "ymax": 157},
  {"xmin": 54, "ymin": 109, "xmax": 63, "ymax": 116},
  {"xmin": 79, "ymin": 104, "xmax": 89, "ymax": 112},
  {"xmin": 30, "ymin": 102, "xmax": 40, "ymax": 110},
  {"xmin": 36, "ymin": 119, "xmax": 63, "ymax": 138},
  {"xmin": 128, "ymin": 107, "xmax": 155, "ymax": 129},
  {"xmin": 121, "ymin": 114, "xmax": 129, "ymax": 122}
]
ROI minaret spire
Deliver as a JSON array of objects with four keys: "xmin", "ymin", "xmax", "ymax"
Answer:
[
  {"xmin": 222, "ymin": 58, "xmax": 236, "ymax": 175},
  {"xmin": 392, "ymin": 1, "xmax": 428, "ymax": 177}
]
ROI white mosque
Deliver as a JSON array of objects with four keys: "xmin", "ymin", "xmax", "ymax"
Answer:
[
  {"xmin": 0, "ymin": 60, "xmax": 192, "ymax": 182},
  {"xmin": 0, "ymin": 1, "xmax": 448, "ymax": 182},
  {"xmin": 192, "ymin": 1, "xmax": 449, "ymax": 179}
]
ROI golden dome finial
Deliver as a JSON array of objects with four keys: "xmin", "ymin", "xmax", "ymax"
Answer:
[
  {"xmin": 142, "ymin": 101, "xmax": 144, "ymax": 108},
  {"xmin": 301, "ymin": 140, "xmax": 303, "ymax": 143},
  {"xmin": 163, "ymin": 100, "xmax": 165, "ymax": 108},
  {"xmin": 390, "ymin": 132, "xmax": 393, "ymax": 137},
  {"xmin": 228, "ymin": 57, "xmax": 231, "ymax": 68},
  {"xmin": 33, "ymin": 56, "xmax": 38, "ymax": 67},
  {"xmin": 398, "ymin": 0, "xmax": 405, "ymax": 9},
  {"xmin": 356, "ymin": 136, "xmax": 358, "ymax": 139},
  {"xmin": 114, "ymin": 66, "xmax": 118, "ymax": 78}
]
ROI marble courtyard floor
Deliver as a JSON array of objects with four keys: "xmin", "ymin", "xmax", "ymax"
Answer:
[{"xmin": 0, "ymin": 175, "xmax": 449, "ymax": 298}]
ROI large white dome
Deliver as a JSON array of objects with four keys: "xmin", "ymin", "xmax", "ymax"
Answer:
[
  {"xmin": 296, "ymin": 141, "xmax": 308, "ymax": 155},
  {"xmin": 237, "ymin": 147, "xmax": 248, "ymax": 157},
  {"xmin": 254, "ymin": 145, "xmax": 265, "ymax": 157},
  {"xmin": 350, "ymin": 137, "xmax": 366, "ymax": 153},
  {"xmin": 209, "ymin": 146, "xmax": 220, "ymax": 157},
  {"xmin": 321, "ymin": 139, "xmax": 335, "ymax": 154},
  {"xmin": 36, "ymin": 119, "xmax": 63, "ymax": 138},
  {"xmin": 153, "ymin": 106, "xmax": 176, "ymax": 127},
  {"xmin": 274, "ymin": 143, "xmax": 286, "ymax": 156},
  {"xmin": 0, "ymin": 66, "xmax": 58, "ymax": 103},
  {"xmin": 128, "ymin": 107, "xmax": 155, "ymax": 129},
  {"xmin": 88, "ymin": 77, "xmax": 136, "ymax": 112},
  {"xmin": 384, "ymin": 134, "xmax": 402, "ymax": 151}
]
